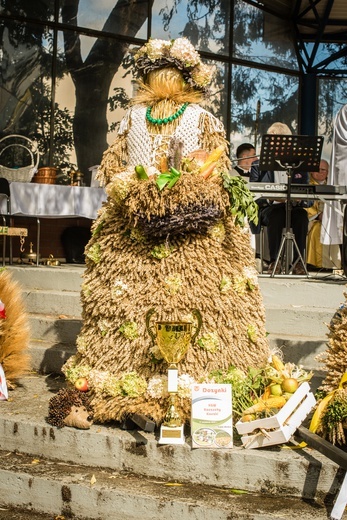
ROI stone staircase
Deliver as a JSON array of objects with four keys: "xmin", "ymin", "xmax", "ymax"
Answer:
[{"xmin": 0, "ymin": 265, "xmax": 347, "ymax": 519}]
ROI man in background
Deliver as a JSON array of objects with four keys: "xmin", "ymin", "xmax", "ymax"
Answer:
[
  {"xmin": 231, "ymin": 143, "xmax": 257, "ymax": 178},
  {"xmin": 249, "ymin": 123, "xmax": 309, "ymax": 275}
]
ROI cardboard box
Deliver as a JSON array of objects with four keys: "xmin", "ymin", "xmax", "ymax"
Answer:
[
  {"xmin": 191, "ymin": 384, "xmax": 233, "ymax": 449},
  {"xmin": 235, "ymin": 381, "xmax": 316, "ymax": 449}
]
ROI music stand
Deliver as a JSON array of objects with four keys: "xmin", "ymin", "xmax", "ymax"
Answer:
[{"xmin": 259, "ymin": 134, "xmax": 324, "ymax": 277}]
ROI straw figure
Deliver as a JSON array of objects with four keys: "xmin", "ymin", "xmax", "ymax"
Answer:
[
  {"xmin": 311, "ymin": 299, "xmax": 347, "ymax": 445},
  {"xmin": 62, "ymin": 38, "xmax": 270, "ymax": 425},
  {"xmin": 0, "ymin": 269, "xmax": 30, "ymax": 386}
]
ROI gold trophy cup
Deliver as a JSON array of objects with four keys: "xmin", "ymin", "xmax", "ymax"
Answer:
[{"xmin": 146, "ymin": 308, "xmax": 202, "ymax": 444}]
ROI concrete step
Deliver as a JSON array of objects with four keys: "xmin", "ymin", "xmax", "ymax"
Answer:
[
  {"xmin": 0, "ymin": 448, "xmax": 342, "ymax": 520},
  {"xmin": 264, "ymin": 306, "xmax": 333, "ymax": 336},
  {"xmin": 29, "ymin": 313, "xmax": 82, "ymax": 343},
  {"xmin": 0, "ymin": 506, "xmax": 52, "ymax": 520},
  {"xmin": 258, "ymin": 276, "xmax": 346, "ymax": 310},
  {"xmin": 268, "ymin": 333, "xmax": 328, "ymax": 373},
  {"xmin": 0, "ymin": 373, "xmax": 344, "ymax": 505},
  {"xmin": 29, "ymin": 339, "xmax": 76, "ymax": 374},
  {"xmin": 7, "ymin": 265, "xmax": 84, "ymax": 292},
  {"xmin": 22, "ymin": 288, "xmax": 81, "ymax": 316}
]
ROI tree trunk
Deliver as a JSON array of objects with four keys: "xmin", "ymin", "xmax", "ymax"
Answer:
[{"xmin": 61, "ymin": 0, "xmax": 150, "ymax": 184}]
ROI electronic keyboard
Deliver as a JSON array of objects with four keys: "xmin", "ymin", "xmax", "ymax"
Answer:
[{"xmin": 248, "ymin": 183, "xmax": 347, "ymax": 195}]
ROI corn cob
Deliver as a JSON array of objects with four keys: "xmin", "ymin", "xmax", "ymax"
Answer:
[
  {"xmin": 261, "ymin": 385, "xmax": 272, "ymax": 400},
  {"xmin": 198, "ymin": 145, "xmax": 224, "ymax": 175},
  {"xmin": 242, "ymin": 396, "xmax": 287, "ymax": 415},
  {"xmin": 271, "ymin": 354, "xmax": 285, "ymax": 372}
]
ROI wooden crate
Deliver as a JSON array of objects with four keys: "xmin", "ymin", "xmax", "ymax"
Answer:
[{"xmin": 235, "ymin": 382, "xmax": 316, "ymax": 449}]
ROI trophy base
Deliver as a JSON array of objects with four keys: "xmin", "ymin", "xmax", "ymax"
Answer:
[{"xmin": 158, "ymin": 424, "xmax": 185, "ymax": 445}]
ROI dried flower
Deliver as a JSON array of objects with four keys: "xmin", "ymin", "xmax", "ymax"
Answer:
[
  {"xmin": 151, "ymin": 243, "xmax": 174, "ymax": 260},
  {"xmin": 170, "ymin": 38, "xmax": 200, "ymax": 67},
  {"xmin": 243, "ymin": 266, "xmax": 258, "ymax": 289},
  {"xmin": 106, "ymin": 177, "xmax": 130, "ymax": 203},
  {"xmin": 177, "ymin": 373, "xmax": 195, "ymax": 398},
  {"xmin": 134, "ymin": 37, "xmax": 213, "ymax": 92},
  {"xmin": 89, "ymin": 369, "xmax": 109, "ymax": 391},
  {"xmin": 76, "ymin": 335, "xmax": 88, "ymax": 354},
  {"xmin": 150, "ymin": 344, "xmax": 164, "ymax": 362},
  {"xmin": 111, "ymin": 280, "xmax": 128, "ymax": 298},
  {"xmin": 220, "ymin": 275, "xmax": 232, "ymax": 294},
  {"xmin": 207, "ymin": 222, "xmax": 226, "ymax": 242},
  {"xmin": 63, "ymin": 362, "xmax": 91, "ymax": 384},
  {"xmin": 147, "ymin": 375, "xmax": 169, "ymax": 398},
  {"xmin": 86, "ymin": 243, "xmax": 101, "ymax": 264},
  {"xmin": 98, "ymin": 319, "xmax": 111, "ymax": 337},
  {"xmin": 120, "ymin": 371, "xmax": 147, "ymax": 397},
  {"xmin": 232, "ymin": 267, "xmax": 257, "ymax": 294},
  {"xmin": 135, "ymin": 39, "xmax": 171, "ymax": 62},
  {"xmin": 103, "ymin": 375, "xmax": 122, "ymax": 397},
  {"xmin": 191, "ymin": 63, "xmax": 214, "ymax": 88},
  {"xmin": 164, "ymin": 274, "xmax": 182, "ymax": 295},
  {"xmin": 247, "ymin": 324, "xmax": 258, "ymax": 343},
  {"xmin": 197, "ymin": 332, "xmax": 220, "ymax": 353},
  {"xmin": 118, "ymin": 321, "xmax": 139, "ymax": 340},
  {"xmin": 129, "ymin": 228, "xmax": 146, "ymax": 242},
  {"xmin": 81, "ymin": 283, "xmax": 91, "ymax": 297}
]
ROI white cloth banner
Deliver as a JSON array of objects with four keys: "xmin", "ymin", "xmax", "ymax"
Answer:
[
  {"xmin": 321, "ymin": 104, "xmax": 347, "ymax": 245},
  {"xmin": 0, "ymin": 363, "xmax": 8, "ymax": 400}
]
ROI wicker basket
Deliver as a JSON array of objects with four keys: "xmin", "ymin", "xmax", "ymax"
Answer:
[{"xmin": 0, "ymin": 135, "xmax": 40, "ymax": 183}]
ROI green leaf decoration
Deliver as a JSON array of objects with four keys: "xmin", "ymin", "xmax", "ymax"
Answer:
[
  {"xmin": 221, "ymin": 173, "xmax": 259, "ymax": 227},
  {"xmin": 156, "ymin": 167, "xmax": 181, "ymax": 191}
]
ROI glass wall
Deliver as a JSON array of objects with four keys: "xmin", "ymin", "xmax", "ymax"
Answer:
[
  {"xmin": 0, "ymin": 0, "xmax": 346, "ymax": 185},
  {"xmin": 230, "ymin": 65, "xmax": 299, "ymax": 158}
]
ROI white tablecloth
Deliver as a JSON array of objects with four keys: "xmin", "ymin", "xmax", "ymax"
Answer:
[{"xmin": 1, "ymin": 182, "xmax": 107, "ymax": 219}]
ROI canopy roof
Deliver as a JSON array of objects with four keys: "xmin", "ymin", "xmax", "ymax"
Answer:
[
  {"xmin": 258, "ymin": 0, "xmax": 347, "ymax": 41},
  {"xmin": 253, "ymin": 0, "xmax": 347, "ymax": 73}
]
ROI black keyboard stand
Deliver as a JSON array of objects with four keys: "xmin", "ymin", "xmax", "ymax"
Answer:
[
  {"xmin": 271, "ymin": 166, "xmax": 308, "ymax": 277},
  {"xmin": 259, "ymin": 134, "xmax": 324, "ymax": 276}
]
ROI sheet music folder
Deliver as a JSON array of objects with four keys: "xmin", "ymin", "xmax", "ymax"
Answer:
[{"xmin": 259, "ymin": 134, "xmax": 324, "ymax": 172}]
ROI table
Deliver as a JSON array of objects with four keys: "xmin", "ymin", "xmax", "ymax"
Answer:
[
  {"xmin": 0, "ymin": 183, "xmax": 107, "ymax": 265},
  {"xmin": 5, "ymin": 182, "xmax": 107, "ymax": 218}
]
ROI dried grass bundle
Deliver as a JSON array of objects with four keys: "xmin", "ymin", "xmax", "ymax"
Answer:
[
  {"xmin": 0, "ymin": 270, "xmax": 30, "ymax": 382},
  {"xmin": 318, "ymin": 300, "xmax": 347, "ymax": 393}
]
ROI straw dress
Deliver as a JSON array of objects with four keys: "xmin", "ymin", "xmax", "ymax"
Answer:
[{"xmin": 62, "ymin": 100, "xmax": 270, "ymax": 424}]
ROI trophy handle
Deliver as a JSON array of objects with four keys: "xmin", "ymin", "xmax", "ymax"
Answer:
[
  {"xmin": 191, "ymin": 309, "xmax": 202, "ymax": 344},
  {"xmin": 145, "ymin": 308, "xmax": 157, "ymax": 345}
]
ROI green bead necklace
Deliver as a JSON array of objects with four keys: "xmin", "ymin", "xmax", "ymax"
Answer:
[{"xmin": 146, "ymin": 102, "xmax": 189, "ymax": 125}]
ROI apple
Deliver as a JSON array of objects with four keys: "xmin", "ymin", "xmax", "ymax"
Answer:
[
  {"xmin": 281, "ymin": 378, "xmax": 299, "ymax": 394},
  {"xmin": 270, "ymin": 383, "xmax": 283, "ymax": 396},
  {"xmin": 74, "ymin": 377, "xmax": 89, "ymax": 392}
]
